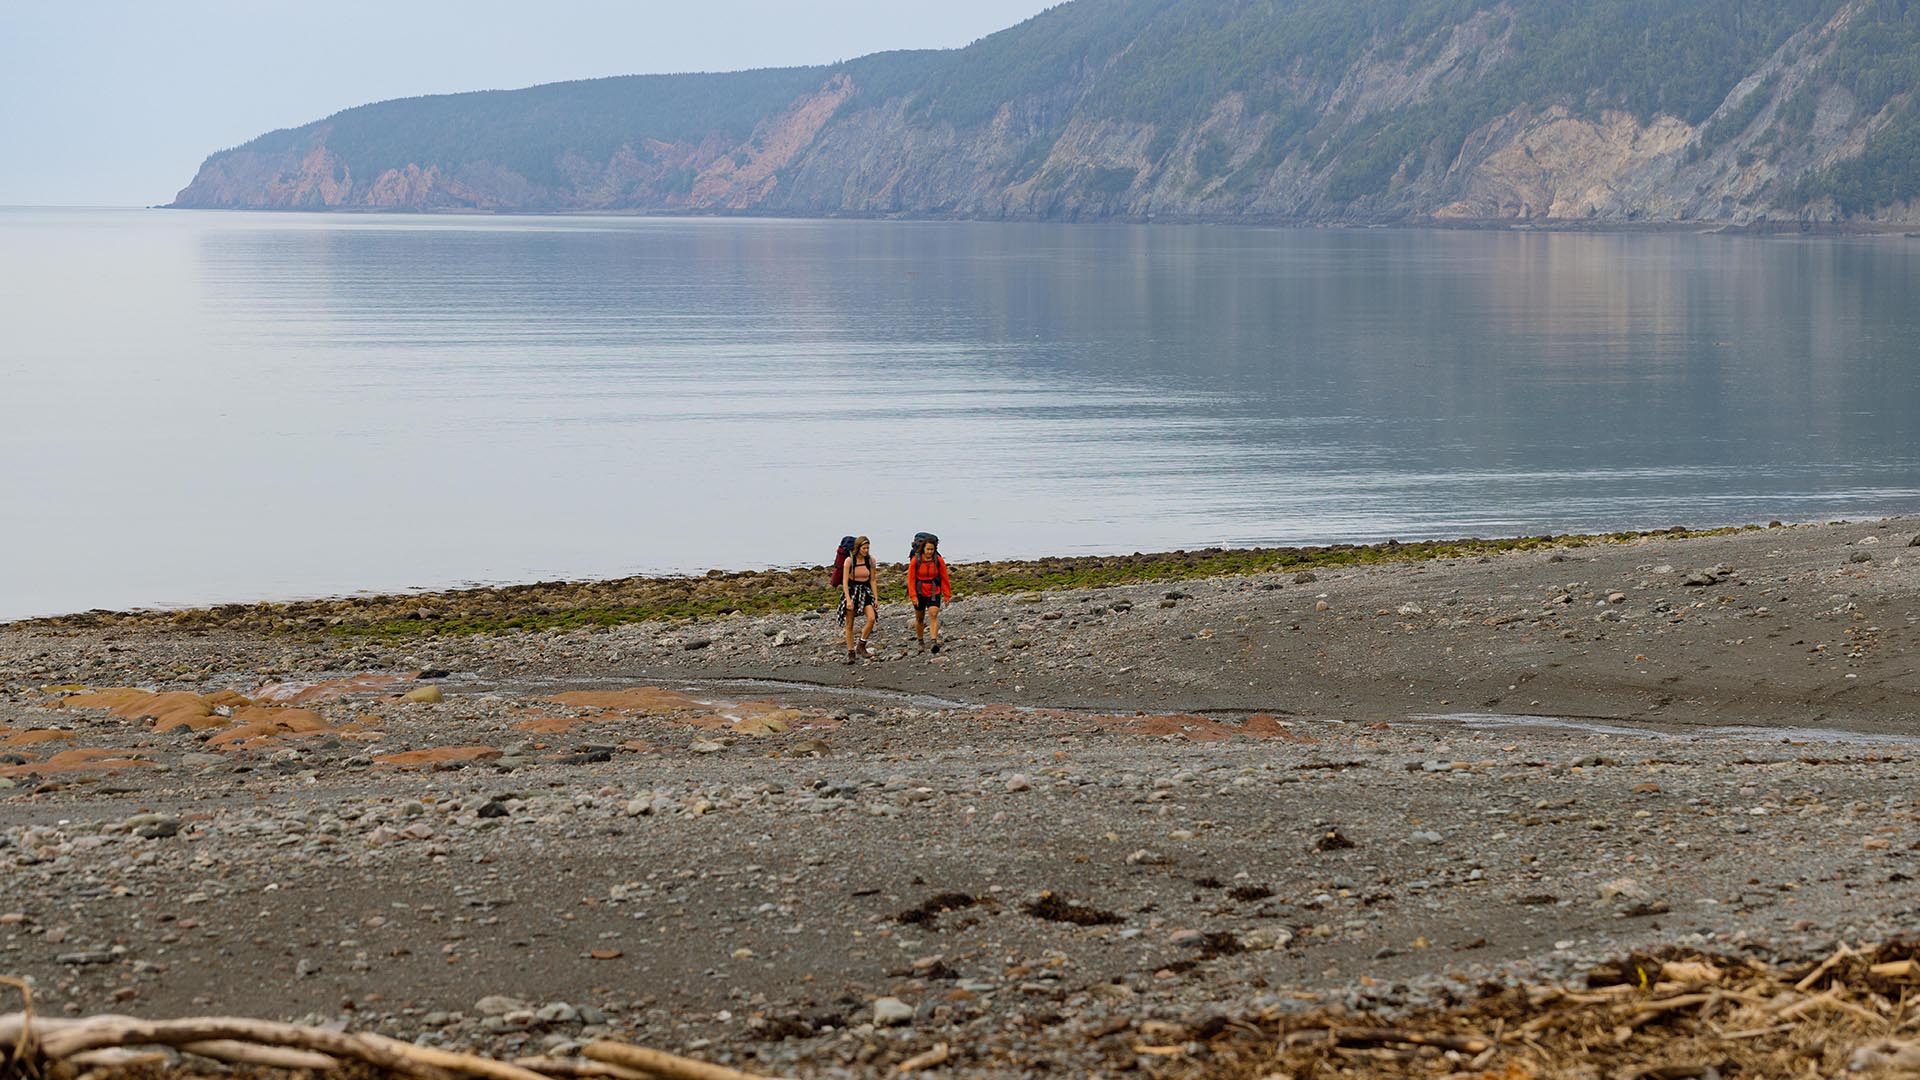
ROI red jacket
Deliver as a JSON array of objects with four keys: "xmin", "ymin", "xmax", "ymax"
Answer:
[{"xmin": 908, "ymin": 555, "xmax": 950, "ymax": 601}]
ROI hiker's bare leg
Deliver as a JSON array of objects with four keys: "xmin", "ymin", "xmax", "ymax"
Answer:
[
  {"xmin": 862, "ymin": 606, "xmax": 877, "ymax": 643},
  {"xmin": 914, "ymin": 608, "xmax": 926, "ymax": 642},
  {"xmin": 845, "ymin": 606, "xmax": 856, "ymax": 653},
  {"xmin": 929, "ymin": 606, "xmax": 940, "ymax": 642}
]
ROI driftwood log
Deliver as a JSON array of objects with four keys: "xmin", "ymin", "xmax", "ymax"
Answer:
[{"xmin": 0, "ymin": 1007, "xmax": 785, "ymax": 1080}]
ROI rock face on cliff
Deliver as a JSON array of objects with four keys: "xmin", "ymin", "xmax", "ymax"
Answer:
[{"xmin": 172, "ymin": 0, "xmax": 1920, "ymax": 225}]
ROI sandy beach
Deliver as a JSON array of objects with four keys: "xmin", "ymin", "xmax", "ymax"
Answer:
[{"xmin": 3, "ymin": 518, "xmax": 1918, "ymax": 1075}]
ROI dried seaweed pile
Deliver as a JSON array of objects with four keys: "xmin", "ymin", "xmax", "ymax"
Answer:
[
  {"xmin": 10, "ymin": 945, "xmax": 1920, "ymax": 1080},
  {"xmin": 1129, "ymin": 942, "xmax": 1920, "ymax": 1079}
]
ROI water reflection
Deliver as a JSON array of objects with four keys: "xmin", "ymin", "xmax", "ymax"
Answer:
[{"xmin": 3, "ymin": 209, "xmax": 1917, "ymax": 617}]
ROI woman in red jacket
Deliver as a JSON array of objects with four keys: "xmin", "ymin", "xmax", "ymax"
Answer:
[{"xmin": 907, "ymin": 536, "xmax": 951, "ymax": 654}]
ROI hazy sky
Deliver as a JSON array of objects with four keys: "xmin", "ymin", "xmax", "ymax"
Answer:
[{"xmin": 0, "ymin": 1, "xmax": 1057, "ymax": 207}]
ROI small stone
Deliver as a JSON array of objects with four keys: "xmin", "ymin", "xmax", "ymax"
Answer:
[
  {"xmin": 871, "ymin": 997, "xmax": 914, "ymax": 1027},
  {"xmin": 732, "ymin": 712, "xmax": 791, "ymax": 735},
  {"xmin": 1244, "ymin": 927, "xmax": 1294, "ymax": 951},
  {"xmin": 1005, "ymin": 774, "xmax": 1031, "ymax": 792},
  {"xmin": 683, "ymin": 638, "xmax": 713, "ymax": 651},
  {"xmin": 1397, "ymin": 603, "xmax": 1424, "ymax": 616},
  {"xmin": 1607, "ymin": 592, "xmax": 1627, "ymax": 604},
  {"xmin": 1408, "ymin": 830, "xmax": 1444, "ymax": 845},
  {"xmin": 56, "ymin": 951, "xmax": 114, "ymax": 966},
  {"xmin": 1598, "ymin": 878, "xmax": 1649, "ymax": 901},
  {"xmin": 131, "ymin": 815, "xmax": 180, "ymax": 840},
  {"xmin": 689, "ymin": 740, "xmax": 725, "ymax": 754},
  {"xmin": 474, "ymin": 995, "xmax": 528, "ymax": 1017},
  {"xmin": 1293, "ymin": 572, "xmax": 1317, "ymax": 584},
  {"xmin": 1849, "ymin": 551, "xmax": 1873, "ymax": 564},
  {"xmin": 1315, "ymin": 600, "xmax": 1331, "ymax": 612},
  {"xmin": 403, "ymin": 685, "xmax": 443, "ymax": 704},
  {"xmin": 535, "ymin": 1002, "xmax": 579, "ymax": 1023},
  {"xmin": 295, "ymin": 958, "xmax": 320, "ymax": 978},
  {"xmin": 477, "ymin": 799, "xmax": 509, "ymax": 819}
]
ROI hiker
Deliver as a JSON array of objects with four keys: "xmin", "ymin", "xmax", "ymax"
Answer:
[
  {"xmin": 842, "ymin": 535, "xmax": 879, "ymax": 663},
  {"xmin": 907, "ymin": 534, "xmax": 951, "ymax": 654}
]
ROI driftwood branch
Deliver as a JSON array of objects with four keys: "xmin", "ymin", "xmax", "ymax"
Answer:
[
  {"xmin": 585, "ymin": 1038, "xmax": 785, "ymax": 1080},
  {"xmin": 1, "ymin": 975, "xmax": 37, "ymax": 1073},
  {"xmin": 894, "ymin": 1042, "xmax": 951, "ymax": 1074},
  {"xmin": 0, "ymin": 1011, "xmax": 782, "ymax": 1080},
  {"xmin": 514, "ymin": 1056, "xmax": 658, "ymax": 1080},
  {"xmin": 1794, "ymin": 945, "xmax": 1855, "ymax": 992},
  {"xmin": 181, "ymin": 1039, "xmax": 342, "ymax": 1070}
]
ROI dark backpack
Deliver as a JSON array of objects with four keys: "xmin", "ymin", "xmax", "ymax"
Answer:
[
  {"xmin": 829, "ymin": 536, "xmax": 856, "ymax": 587},
  {"xmin": 910, "ymin": 531, "xmax": 939, "ymax": 561}
]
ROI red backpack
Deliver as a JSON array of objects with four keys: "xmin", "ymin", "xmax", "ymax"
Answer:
[{"xmin": 829, "ymin": 536, "xmax": 856, "ymax": 587}]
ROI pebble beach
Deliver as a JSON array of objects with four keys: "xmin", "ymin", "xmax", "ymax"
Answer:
[{"xmin": 4, "ymin": 518, "xmax": 1919, "ymax": 1075}]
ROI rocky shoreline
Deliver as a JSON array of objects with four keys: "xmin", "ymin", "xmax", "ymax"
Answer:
[{"xmin": 3, "ymin": 518, "xmax": 1918, "ymax": 1075}]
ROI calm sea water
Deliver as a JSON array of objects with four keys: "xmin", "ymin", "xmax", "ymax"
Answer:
[{"xmin": 5, "ymin": 208, "xmax": 1919, "ymax": 620}]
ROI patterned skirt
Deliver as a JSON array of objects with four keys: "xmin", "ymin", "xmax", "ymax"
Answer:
[{"xmin": 844, "ymin": 579, "xmax": 876, "ymax": 619}]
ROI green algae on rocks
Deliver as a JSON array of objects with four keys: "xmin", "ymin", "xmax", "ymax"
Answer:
[{"xmin": 9, "ymin": 525, "xmax": 1761, "ymax": 639}]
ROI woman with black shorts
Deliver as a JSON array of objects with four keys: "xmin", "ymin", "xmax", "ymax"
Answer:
[
  {"xmin": 842, "ymin": 536, "xmax": 879, "ymax": 663},
  {"xmin": 908, "ymin": 535, "xmax": 950, "ymax": 653}
]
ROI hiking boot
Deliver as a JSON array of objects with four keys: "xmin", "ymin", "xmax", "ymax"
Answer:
[
  {"xmin": 857, "ymin": 640, "xmax": 875, "ymax": 659},
  {"xmin": 931, "ymin": 641, "xmax": 941, "ymax": 655},
  {"xmin": 845, "ymin": 649, "xmax": 856, "ymax": 665}
]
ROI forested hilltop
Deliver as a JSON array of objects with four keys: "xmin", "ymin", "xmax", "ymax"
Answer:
[{"xmin": 173, "ymin": 0, "xmax": 1920, "ymax": 225}]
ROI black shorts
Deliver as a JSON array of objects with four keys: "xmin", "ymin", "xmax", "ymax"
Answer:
[{"xmin": 915, "ymin": 595, "xmax": 942, "ymax": 611}]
